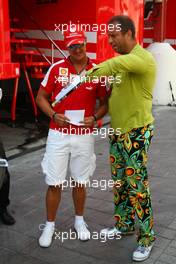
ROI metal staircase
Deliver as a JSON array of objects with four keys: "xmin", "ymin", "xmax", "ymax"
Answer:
[
  {"xmin": 9, "ymin": 3, "xmax": 68, "ymax": 124},
  {"xmin": 10, "ymin": 20, "xmax": 52, "ymax": 124}
]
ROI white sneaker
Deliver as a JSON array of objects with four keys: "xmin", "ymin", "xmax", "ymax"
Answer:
[
  {"xmin": 132, "ymin": 243, "xmax": 154, "ymax": 262},
  {"xmin": 39, "ymin": 224, "xmax": 55, "ymax": 247},
  {"xmin": 74, "ymin": 221, "xmax": 90, "ymax": 241},
  {"xmin": 100, "ymin": 226, "xmax": 134, "ymax": 238}
]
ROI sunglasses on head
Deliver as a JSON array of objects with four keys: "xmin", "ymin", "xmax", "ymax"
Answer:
[{"xmin": 68, "ymin": 42, "xmax": 86, "ymax": 50}]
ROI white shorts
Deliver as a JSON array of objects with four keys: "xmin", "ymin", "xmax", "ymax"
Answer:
[{"xmin": 41, "ymin": 129, "xmax": 96, "ymax": 185}]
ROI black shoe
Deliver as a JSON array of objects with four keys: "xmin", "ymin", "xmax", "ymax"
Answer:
[{"xmin": 0, "ymin": 209, "xmax": 16, "ymax": 225}]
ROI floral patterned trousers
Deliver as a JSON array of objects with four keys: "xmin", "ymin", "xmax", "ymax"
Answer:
[{"xmin": 109, "ymin": 124, "xmax": 155, "ymax": 246}]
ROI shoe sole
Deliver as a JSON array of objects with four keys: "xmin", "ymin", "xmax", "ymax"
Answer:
[
  {"xmin": 73, "ymin": 228, "xmax": 90, "ymax": 242},
  {"xmin": 38, "ymin": 240, "xmax": 52, "ymax": 248},
  {"xmin": 0, "ymin": 217, "xmax": 16, "ymax": 225},
  {"xmin": 132, "ymin": 255, "xmax": 150, "ymax": 262},
  {"xmin": 39, "ymin": 243, "xmax": 51, "ymax": 248}
]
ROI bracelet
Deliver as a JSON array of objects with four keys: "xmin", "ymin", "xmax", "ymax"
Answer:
[
  {"xmin": 52, "ymin": 112, "xmax": 57, "ymax": 121},
  {"xmin": 93, "ymin": 114, "xmax": 97, "ymax": 122}
]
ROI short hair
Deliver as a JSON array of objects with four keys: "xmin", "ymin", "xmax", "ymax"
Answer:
[{"xmin": 108, "ymin": 15, "xmax": 136, "ymax": 39}]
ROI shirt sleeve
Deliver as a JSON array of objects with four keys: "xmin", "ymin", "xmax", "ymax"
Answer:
[
  {"xmin": 40, "ymin": 64, "xmax": 56, "ymax": 94},
  {"xmin": 87, "ymin": 53, "xmax": 148, "ymax": 78}
]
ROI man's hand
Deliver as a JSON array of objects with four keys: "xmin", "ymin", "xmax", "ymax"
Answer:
[
  {"xmin": 53, "ymin": 113, "xmax": 70, "ymax": 127},
  {"xmin": 80, "ymin": 116, "xmax": 95, "ymax": 128}
]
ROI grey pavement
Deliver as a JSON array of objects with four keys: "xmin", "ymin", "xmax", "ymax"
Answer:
[{"xmin": 0, "ymin": 106, "xmax": 176, "ymax": 264}]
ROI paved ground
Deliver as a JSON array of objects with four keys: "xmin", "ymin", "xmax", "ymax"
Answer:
[{"xmin": 0, "ymin": 106, "xmax": 176, "ymax": 264}]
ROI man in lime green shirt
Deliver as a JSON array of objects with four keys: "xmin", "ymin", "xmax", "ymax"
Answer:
[{"xmin": 87, "ymin": 15, "xmax": 156, "ymax": 262}]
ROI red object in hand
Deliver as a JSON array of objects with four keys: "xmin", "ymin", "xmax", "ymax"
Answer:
[{"xmin": 97, "ymin": 119, "xmax": 103, "ymax": 128}]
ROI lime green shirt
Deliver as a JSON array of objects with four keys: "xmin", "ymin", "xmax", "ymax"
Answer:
[{"xmin": 87, "ymin": 44, "xmax": 156, "ymax": 134}]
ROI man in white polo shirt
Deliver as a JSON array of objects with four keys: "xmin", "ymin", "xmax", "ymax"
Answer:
[{"xmin": 36, "ymin": 26, "xmax": 107, "ymax": 247}]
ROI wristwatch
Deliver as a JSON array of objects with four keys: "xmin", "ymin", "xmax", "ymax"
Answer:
[
  {"xmin": 93, "ymin": 114, "xmax": 97, "ymax": 122},
  {"xmin": 52, "ymin": 112, "xmax": 57, "ymax": 121}
]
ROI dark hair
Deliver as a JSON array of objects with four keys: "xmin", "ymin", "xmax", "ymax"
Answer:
[{"xmin": 108, "ymin": 15, "xmax": 136, "ymax": 39}]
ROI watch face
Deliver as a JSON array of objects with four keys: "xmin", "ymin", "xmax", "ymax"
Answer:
[{"xmin": 0, "ymin": 88, "xmax": 2, "ymax": 101}]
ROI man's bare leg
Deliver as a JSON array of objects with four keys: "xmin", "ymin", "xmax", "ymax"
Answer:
[
  {"xmin": 39, "ymin": 185, "xmax": 62, "ymax": 247},
  {"xmin": 72, "ymin": 182, "xmax": 90, "ymax": 241},
  {"xmin": 46, "ymin": 185, "xmax": 62, "ymax": 221},
  {"xmin": 72, "ymin": 183, "xmax": 86, "ymax": 216}
]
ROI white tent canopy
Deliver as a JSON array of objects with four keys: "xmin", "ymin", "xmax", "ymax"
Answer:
[{"xmin": 147, "ymin": 42, "xmax": 176, "ymax": 105}]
